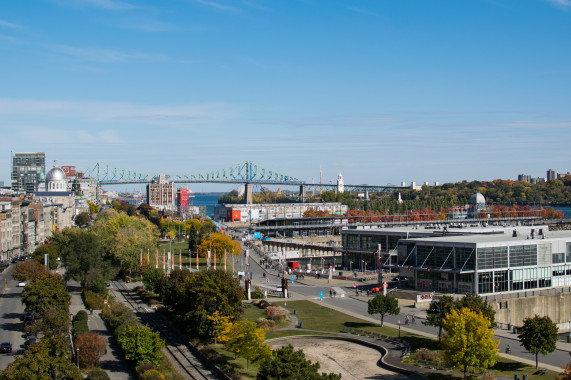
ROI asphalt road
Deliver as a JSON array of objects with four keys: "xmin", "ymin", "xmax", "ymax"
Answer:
[
  {"xmin": 0, "ymin": 264, "xmax": 26, "ymax": 372},
  {"xmin": 244, "ymin": 246, "xmax": 569, "ymax": 372}
]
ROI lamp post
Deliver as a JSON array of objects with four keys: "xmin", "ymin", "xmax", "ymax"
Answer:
[
  {"xmin": 568, "ymin": 318, "xmax": 571, "ymax": 341},
  {"xmin": 350, "ymin": 261, "xmax": 353, "ymax": 272},
  {"xmin": 398, "ymin": 320, "xmax": 401, "ymax": 338},
  {"xmin": 508, "ymin": 307, "xmax": 511, "ymax": 330},
  {"xmin": 76, "ymin": 347, "xmax": 80, "ymax": 368}
]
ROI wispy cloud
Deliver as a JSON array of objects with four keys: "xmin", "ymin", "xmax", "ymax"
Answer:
[
  {"xmin": 0, "ymin": 98, "xmax": 237, "ymax": 127},
  {"xmin": 49, "ymin": 0, "xmax": 139, "ymax": 11},
  {"xmin": 20, "ymin": 126, "xmax": 125, "ymax": 144},
  {"xmin": 0, "ymin": 19, "xmax": 21, "ymax": 29},
  {"xmin": 51, "ymin": 45, "xmax": 172, "ymax": 63},
  {"xmin": 346, "ymin": 6, "xmax": 379, "ymax": 17},
  {"xmin": 545, "ymin": 0, "xmax": 571, "ymax": 10},
  {"xmin": 192, "ymin": 0, "xmax": 237, "ymax": 12}
]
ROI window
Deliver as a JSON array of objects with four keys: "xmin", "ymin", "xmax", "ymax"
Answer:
[
  {"xmin": 494, "ymin": 246, "xmax": 508, "ymax": 268},
  {"xmin": 495, "ymin": 271, "xmax": 509, "ymax": 292},
  {"xmin": 509, "ymin": 245, "xmax": 524, "ymax": 267},
  {"xmin": 510, "ymin": 269, "xmax": 523, "ymax": 291},
  {"xmin": 538, "ymin": 266, "xmax": 551, "ymax": 288},
  {"xmin": 523, "ymin": 245, "xmax": 537, "ymax": 267},
  {"xmin": 553, "ymin": 252, "xmax": 565, "ymax": 264},
  {"xmin": 478, "ymin": 272, "xmax": 494, "ymax": 294},
  {"xmin": 523, "ymin": 267, "xmax": 537, "ymax": 289},
  {"xmin": 567, "ymin": 243, "xmax": 571, "ymax": 263},
  {"xmin": 456, "ymin": 247, "xmax": 475, "ymax": 270},
  {"xmin": 538, "ymin": 244, "xmax": 552, "ymax": 266},
  {"xmin": 478, "ymin": 247, "xmax": 493, "ymax": 270}
]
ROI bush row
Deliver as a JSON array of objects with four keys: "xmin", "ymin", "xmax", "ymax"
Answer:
[
  {"xmin": 82, "ymin": 289, "xmax": 108, "ymax": 311},
  {"xmin": 72, "ymin": 310, "xmax": 89, "ymax": 340}
]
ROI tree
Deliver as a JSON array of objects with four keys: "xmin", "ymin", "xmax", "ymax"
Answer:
[
  {"xmin": 74, "ymin": 211, "xmax": 91, "ymax": 227},
  {"xmin": 423, "ymin": 295, "xmax": 454, "ymax": 342},
  {"xmin": 11, "ymin": 259, "xmax": 48, "ymax": 282},
  {"xmin": 188, "ymin": 223, "xmax": 200, "ymax": 254},
  {"xmin": 141, "ymin": 266, "xmax": 164, "ymax": 293},
  {"xmin": 441, "ymin": 307, "xmax": 499, "ymax": 379},
  {"xmin": 87, "ymin": 200, "xmax": 99, "ymax": 215},
  {"xmin": 219, "ymin": 320, "xmax": 271, "ymax": 368},
  {"xmin": 117, "ymin": 324, "xmax": 165, "ymax": 367},
  {"xmin": 257, "ymin": 344, "xmax": 342, "ymax": 380},
  {"xmin": 518, "ymin": 315, "xmax": 558, "ymax": 369},
  {"xmin": 60, "ymin": 229, "xmax": 107, "ymax": 284},
  {"xmin": 0, "ymin": 335, "xmax": 81, "ymax": 380},
  {"xmin": 197, "ymin": 232, "xmax": 241, "ymax": 258},
  {"xmin": 75, "ymin": 332, "xmax": 107, "ymax": 368},
  {"xmin": 22, "ymin": 272, "xmax": 70, "ymax": 314},
  {"xmin": 367, "ymin": 294, "xmax": 400, "ymax": 326},
  {"xmin": 31, "ymin": 243, "xmax": 59, "ymax": 270},
  {"xmin": 454, "ymin": 294, "xmax": 496, "ymax": 327},
  {"xmin": 160, "ymin": 269, "xmax": 243, "ymax": 337},
  {"xmin": 28, "ymin": 306, "xmax": 71, "ymax": 338}
]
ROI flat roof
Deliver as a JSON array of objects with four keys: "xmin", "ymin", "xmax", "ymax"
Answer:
[{"xmin": 401, "ymin": 228, "xmax": 571, "ymax": 245}]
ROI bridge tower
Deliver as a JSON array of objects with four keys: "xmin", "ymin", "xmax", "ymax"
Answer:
[
  {"xmin": 299, "ymin": 185, "xmax": 306, "ymax": 202},
  {"xmin": 337, "ymin": 173, "xmax": 345, "ymax": 194},
  {"xmin": 244, "ymin": 183, "xmax": 253, "ymax": 204}
]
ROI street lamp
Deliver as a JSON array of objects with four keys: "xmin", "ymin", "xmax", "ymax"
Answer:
[
  {"xmin": 508, "ymin": 308, "xmax": 511, "ymax": 330},
  {"xmin": 76, "ymin": 347, "xmax": 80, "ymax": 368},
  {"xmin": 398, "ymin": 320, "xmax": 401, "ymax": 338},
  {"xmin": 350, "ymin": 261, "xmax": 353, "ymax": 272}
]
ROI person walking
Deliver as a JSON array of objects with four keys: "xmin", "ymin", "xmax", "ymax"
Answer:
[{"xmin": 329, "ymin": 289, "xmax": 333, "ymax": 298}]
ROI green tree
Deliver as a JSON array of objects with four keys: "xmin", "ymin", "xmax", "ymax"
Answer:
[
  {"xmin": 367, "ymin": 294, "xmax": 400, "ymax": 327},
  {"xmin": 31, "ymin": 243, "xmax": 59, "ymax": 270},
  {"xmin": 160, "ymin": 269, "xmax": 243, "ymax": 337},
  {"xmin": 117, "ymin": 324, "xmax": 165, "ymax": 367},
  {"xmin": 0, "ymin": 335, "xmax": 81, "ymax": 380},
  {"xmin": 141, "ymin": 266, "xmax": 164, "ymax": 293},
  {"xmin": 187, "ymin": 223, "xmax": 200, "ymax": 254},
  {"xmin": 60, "ymin": 229, "xmax": 108, "ymax": 284},
  {"xmin": 441, "ymin": 307, "xmax": 499, "ymax": 379},
  {"xmin": 22, "ymin": 272, "xmax": 70, "ymax": 314},
  {"xmin": 74, "ymin": 211, "xmax": 91, "ymax": 227},
  {"xmin": 454, "ymin": 294, "xmax": 496, "ymax": 327},
  {"xmin": 423, "ymin": 295, "xmax": 454, "ymax": 342},
  {"xmin": 518, "ymin": 315, "xmax": 558, "ymax": 369},
  {"xmin": 28, "ymin": 306, "xmax": 71, "ymax": 338},
  {"xmin": 220, "ymin": 320, "xmax": 271, "ymax": 368},
  {"xmin": 257, "ymin": 344, "xmax": 342, "ymax": 380}
]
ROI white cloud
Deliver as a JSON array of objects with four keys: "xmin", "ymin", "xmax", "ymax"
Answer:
[
  {"xmin": 192, "ymin": 0, "xmax": 237, "ymax": 12},
  {"xmin": 15, "ymin": 126, "xmax": 125, "ymax": 144},
  {"xmin": 49, "ymin": 0, "xmax": 139, "ymax": 11},
  {"xmin": 51, "ymin": 45, "xmax": 171, "ymax": 63},
  {"xmin": 545, "ymin": 0, "xmax": 571, "ymax": 9},
  {"xmin": 0, "ymin": 19, "xmax": 21, "ymax": 28},
  {"xmin": 0, "ymin": 98, "xmax": 236, "ymax": 127}
]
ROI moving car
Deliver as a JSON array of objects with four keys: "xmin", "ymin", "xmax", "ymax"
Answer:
[{"xmin": 0, "ymin": 342, "xmax": 12, "ymax": 353}]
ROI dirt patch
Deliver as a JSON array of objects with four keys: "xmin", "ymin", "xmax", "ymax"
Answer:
[{"xmin": 269, "ymin": 338, "xmax": 415, "ymax": 379}]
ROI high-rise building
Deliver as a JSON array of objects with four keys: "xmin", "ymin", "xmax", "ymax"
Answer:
[
  {"xmin": 518, "ymin": 174, "xmax": 531, "ymax": 182},
  {"xmin": 176, "ymin": 186, "xmax": 191, "ymax": 213},
  {"xmin": 146, "ymin": 174, "xmax": 175, "ymax": 212},
  {"xmin": 547, "ymin": 169, "xmax": 556, "ymax": 182},
  {"xmin": 11, "ymin": 152, "xmax": 46, "ymax": 194}
]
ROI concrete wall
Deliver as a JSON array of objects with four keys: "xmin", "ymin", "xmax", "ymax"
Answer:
[{"xmin": 492, "ymin": 292, "xmax": 571, "ymax": 331}]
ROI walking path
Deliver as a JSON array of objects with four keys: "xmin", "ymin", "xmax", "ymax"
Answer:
[{"xmin": 67, "ymin": 281, "xmax": 133, "ymax": 380}]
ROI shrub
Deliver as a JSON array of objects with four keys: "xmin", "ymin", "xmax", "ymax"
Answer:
[
  {"xmin": 256, "ymin": 300, "xmax": 272, "ymax": 309},
  {"xmin": 136, "ymin": 363, "xmax": 156, "ymax": 379},
  {"xmin": 266, "ymin": 306, "xmax": 286, "ymax": 320},
  {"xmin": 101, "ymin": 301, "xmax": 137, "ymax": 336},
  {"xmin": 72, "ymin": 310, "xmax": 89, "ymax": 340},
  {"xmin": 415, "ymin": 348, "xmax": 440, "ymax": 362},
  {"xmin": 480, "ymin": 373, "xmax": 496, "ymax": 380},
  {"xmin": 140, "ymin": 369, "xmax": 165, "ymax": 380},
  {"xmin": 83, "ymin": 289, "xmax": 107, "ymax": 310},
  {"xmin": 76, "ymin": 332, "xmax": 107, "ymax": 368},
  {"xmin": 250, "ymin": 286, "xmax": 264, "ymax": 299},
  {"xmin": 86, "ymin": 368, "xmax": 110, "ymax": 380},
  {"xmin": 256, "ymin": 318, "xmax": 276, "ymax": 329}
]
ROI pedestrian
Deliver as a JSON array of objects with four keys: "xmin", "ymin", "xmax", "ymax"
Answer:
[
  {"xmin": 333, "ymin": 290, "xmax": 337, "ymax": 298},
  {"xmin": 411, "ymin": 314, "xmax": 415, "ymax": 323},
  {"xmin": 329, "ymin": 289, "xmax": 332, "ymax": 298},
  {"xmin": 405, "ymin": 315, "xmax": 409, "ymax": 324},
  {"xmin": 356, "ymin": 288, "xmax": 359, "ymax": 296}
]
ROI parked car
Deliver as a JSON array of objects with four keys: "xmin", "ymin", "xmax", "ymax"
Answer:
[
  {"xmin": 0, "ymin": 342, "xmax": 12, "ymax": 353},
  {"xmin": 392, "ymin": 276, "xmax": 408, "ymax": 281},
  {"xmin": 18, "ymin": 282, "xmax": 26, "ymax": 287}
]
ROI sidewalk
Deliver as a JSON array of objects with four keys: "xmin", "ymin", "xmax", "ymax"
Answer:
[{"xmin": 68, "ymin": 282, "xmax": 134, "ymax": 380}]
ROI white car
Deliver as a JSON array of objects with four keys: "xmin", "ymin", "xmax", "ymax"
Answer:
[{"xmin": 18, "ymin": 282, "xmax": 26, "ymax": 287}]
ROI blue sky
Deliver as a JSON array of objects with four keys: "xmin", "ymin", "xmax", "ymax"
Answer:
[{"xmin": 1, "ymin": 0, "xmax": 570, "ymax": 192}]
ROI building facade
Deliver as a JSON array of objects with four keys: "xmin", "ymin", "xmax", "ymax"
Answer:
[
  {"xmin": 11, "ymin": 152, "xmax": 45, "ymax": 194},
  {"xmin": 146, "ymin": 174, "xmax": 175, "ymax": 212},
  {"xmin": 214, "ymin": 202, "xmax": 348, "ymax": 223}
]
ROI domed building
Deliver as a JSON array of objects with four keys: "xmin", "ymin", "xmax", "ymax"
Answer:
[{"xmin": 45, "ymin": 165, "xmax": 68, "ymax": 192}]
